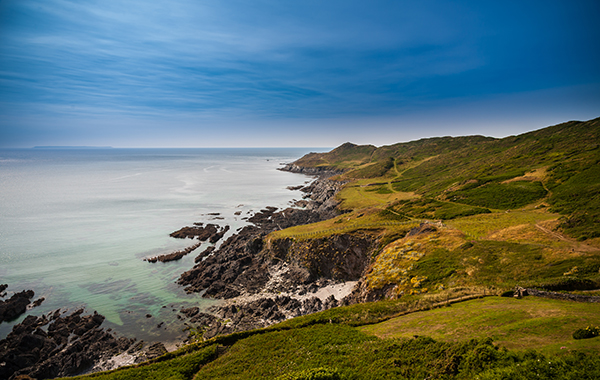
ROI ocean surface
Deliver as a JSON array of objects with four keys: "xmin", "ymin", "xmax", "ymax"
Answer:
[{"xmin": 0, "ymin": 148, "xmax": 323, "ymax": 342}]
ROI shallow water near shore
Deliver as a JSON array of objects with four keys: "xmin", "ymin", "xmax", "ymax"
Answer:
[{"xmin": 0, "ymin": 147, "xmax": 322, "ymax": 342}]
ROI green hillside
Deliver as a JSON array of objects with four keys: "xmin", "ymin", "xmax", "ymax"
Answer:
[
  {"xmin": 66, "ymin": 296, "xmax": 600, "ymax": 380},
  {"xmin": 68, "ymin": 118, "xmax": 600, "ymax": 379},
  {"xmin": 296, "ymin": 118, "xmax": 600, "ymax": 240}
]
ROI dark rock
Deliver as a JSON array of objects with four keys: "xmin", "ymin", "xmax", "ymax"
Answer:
[
  {"xmin": 279, "ymin": 164, "xmax": 345, "ymax": 176},
  {"xmin": 170, "ymin": 223, "xmax": 224, "ymax": 241},
  {"xmin": 407, "ymin": 222, "xmax": 438, "ymax": 237},
  {"xmin": 31, "ymin": 298, "xmax": 45, "ymax": 308},
  {"xmin": 0, "ymin": 289, "xmax": 35, "ymax": 323},
  {"xmin": 209, "ymin": 225, "xmax": 230, "ymax": 244},
  {"xmin": 323, "ymin": 295, "xmax": 338, "ymax": 309},
  {"xmin": 194, "ymin": 246, "xmax": 215, "ymax": 263},
  {"xmin": 145, "ymin": 241, "xmax": 203, "ymax": 263},
  {"xmin": 0, "ymin": 309, "xmax": 134, "ymax": 380},
  {"xmin": 147, "ymin": 224, "xmax": 230, "ymax": 263},
  {"xmin": 141, "ymin": 342, "xmax": 167, "ymax": 361},
  {"xmin": 177, "ymin": 178, "xmax": 346, "ymax": 299},
  {"xmin": 302, "ymin": 297, "xmax": 323, "ymax": 314},
  {"xmin": 180, "ymin": 307, "xmax": 199, "ymax": 318}
]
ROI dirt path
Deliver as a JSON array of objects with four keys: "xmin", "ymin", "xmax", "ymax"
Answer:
[{"xmin": 535, "ymin": 222, "xmax": 599, "ymax": 252}]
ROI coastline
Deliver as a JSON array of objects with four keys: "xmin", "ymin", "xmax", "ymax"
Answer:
[{"xmin": 0, "ymin": 163, "xmax": 353, "ymax": 378}]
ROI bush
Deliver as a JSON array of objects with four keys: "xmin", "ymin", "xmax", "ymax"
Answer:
[
  {"xmin": 276, "ymin": 367, "xmax": 342, "ymax": 380},
  {"xmin": 448, "ymin": 181, "xmax": 547, "ymax": 210},
  {"xmin": 573, "ymin": 326, "xmax": 600, "ymax": 340}
]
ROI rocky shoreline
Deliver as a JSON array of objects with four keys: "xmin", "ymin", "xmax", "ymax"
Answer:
[
  {"xmin": 0, "ymin": 307, "xmax": 173, "ymax": 380},
  {"xmin": 171, "ymin": 171, "xmax": 384, "ymax": 340},
  {"xmin": 1, "ymin": 169, "xmax": 376, "ymax": 379}
]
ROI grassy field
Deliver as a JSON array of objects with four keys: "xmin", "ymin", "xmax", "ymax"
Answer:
[
  {"xmin": 359, "ymin": 296, "xmax": 600, "ymax": 355},
  {"xmin": 65, "ymin": 295, "xmax": 600, "ymax": 380}
]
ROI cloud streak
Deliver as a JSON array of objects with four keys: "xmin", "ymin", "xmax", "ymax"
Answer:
[{"xmin": 0, "ymin": 0, "xmax": 599, "ymax": 147}]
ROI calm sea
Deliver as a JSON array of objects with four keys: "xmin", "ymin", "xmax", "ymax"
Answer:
[{"xmin": 0, "ymin": 148, "xmax": 322, "ymax": 342}]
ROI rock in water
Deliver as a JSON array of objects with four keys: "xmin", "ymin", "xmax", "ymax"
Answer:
[
  {"xmin": 0, "ymin": 309, "xmax": 135, "ymax": 380},
  {"xmin": 0, "ymin": 289, "xmax": 35, "ymax": 323}
]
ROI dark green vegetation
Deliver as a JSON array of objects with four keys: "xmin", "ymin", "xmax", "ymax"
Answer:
[
  {"xmin": 387, "ymin": 197, "xmax": 491, "ymax": 220},
  {"xmin": 573, "ymin": 326, "xmax": 600, "ymax": 340},
  {"xmin": 448, "ymin": 181, "xmax": 547, "ymax": 209},
  {"xmin": 71, "ymin": 345, "xmax": 218, "ymax": 380}
]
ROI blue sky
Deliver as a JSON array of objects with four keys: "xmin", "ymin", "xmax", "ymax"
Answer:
[{"xmin": 1, "ymin": 0, "xmax": 599, "ymax": 148}]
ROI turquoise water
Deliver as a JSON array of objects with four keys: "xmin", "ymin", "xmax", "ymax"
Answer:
[{"xmin": 0, "ymin": 148, "xmax": 320, "ymax": 342}]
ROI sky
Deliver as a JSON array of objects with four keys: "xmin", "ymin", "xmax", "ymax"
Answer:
[{"xmin": 0, "ymin": 0, "xmax": 599, "ymax": 148}]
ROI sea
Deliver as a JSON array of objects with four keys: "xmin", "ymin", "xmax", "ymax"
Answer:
[{"xmin": 0, "ymin": 147, "xmax": 324, "ymax": 343}]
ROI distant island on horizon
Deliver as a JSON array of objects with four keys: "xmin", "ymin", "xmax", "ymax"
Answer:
[{"xmin": 33, "ymin": 146, "xmax": 114, "ymax": 149}]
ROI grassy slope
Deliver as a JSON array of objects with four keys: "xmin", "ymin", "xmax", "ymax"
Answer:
[
  {"xmin": 359, "ymin": 297, "xmax": 600, "ymax": 355},
  {"xmin": 278, "ymin": 118, "xmax": 600, "ymax": 297},
  {"xmin": 294, "ymin": 117, "xmax": 600, "ymax": 240},
  {"xmin": 68, "ymin": 119, "xmax": 600, "ymax": 379},
  {"xmin": 66, "ymin": 297, "xmax": 600, "ymax": 380}
]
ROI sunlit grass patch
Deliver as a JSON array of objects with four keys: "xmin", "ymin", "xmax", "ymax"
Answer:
[
  {"xmin": 336, "ymin": 184, "xmax": 417, "ymax": 211},
  {"xmin": 269, "ymin": 208, "xmax": 420, "ymax": 240},
  {"xmin": 359, "ymin": 296, "xmax": 600, "ymax": 355},
  {"xmin": 446, "ymin": 210, "xmax": 559, "ymax": 239}
]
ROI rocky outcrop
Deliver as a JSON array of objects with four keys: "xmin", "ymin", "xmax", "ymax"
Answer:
[
  {"xmin": 177, "ymin": 178, "xmax": 345, "ymax": 299},
  {"xmin": 174, "ymin": 176, "xmax": 383, "ymax": 340},
  {"xmin": 265, "ymin": 232, "xmax": 378, "ymax": 284},
  {"xmin": 145, "ymin": 241, "xmax": 203, "ymax": 263},
  {"xmin": 146, "ymin": 224, "xmax": 230, "ymax": 263},
  {"xmin": 170, "ymin": 224, "xmax": 229, "ymax": 242},
  {"xmin": 521, "ymin": 287, "xmax": 600, "ymax": 303},
  {"xmin": 0, "ymin": 309, "xmax": 135, "ymax": 380},
  {"xmin": 178, "ymin": 294, "xmax": 341, "ymax": 340},
  {"xmin": 279, "ymin": 164, "xmax": 345, "ymax": 176},
  {"xmin": 342, "ymin": 279, "xmax": 394, "ymax": 304},
  {"xmin": 0, "ymin": 289, "xmax": 35, "ymax": 323}
]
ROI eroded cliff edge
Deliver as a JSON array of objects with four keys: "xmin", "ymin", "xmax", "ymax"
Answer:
[{"xmin": 174, "ymin": 172, "xmax": 387, "ymax": 338}]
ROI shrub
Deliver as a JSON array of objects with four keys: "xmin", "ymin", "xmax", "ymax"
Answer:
[
  {"xmin": 448, "ymin": 181, "xmax": 547, "ymax": 210},
  {"xmin": 573, "ymin": 326, "xmax": 600, "ymax": 340},
  {"xmin": 276, "ymin": 367, "xmax": 342, "ymax": 380}
]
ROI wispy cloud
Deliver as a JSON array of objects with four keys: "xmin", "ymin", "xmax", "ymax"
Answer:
[{"xmin": 1, "ymin": 0, "xmax": 599, "ymax": 147}]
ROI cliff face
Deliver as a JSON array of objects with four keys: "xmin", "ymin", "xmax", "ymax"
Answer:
[
  {"xmin": 176, "ymin": 177, "xmax": 347, "ymax": 299},
  {"xmin": 279, "ymin": 163, "xmax": 345, "ymax": 176},
  {"xmin": 265, "ymin": 232, "xmax": 378, "ymax": 283}
]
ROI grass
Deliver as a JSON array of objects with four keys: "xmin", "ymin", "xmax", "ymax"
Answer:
[
  {"xmin": 446, "ymin": 210, "xmax": 559, "ymax": 239},
  {"xmin": 359, "ymin": 296, "xmax": 600, "ymax": 355},
  {"xmin": 268, "ymin": 208, "xmax": 420, "ymax": 241},
  {"xmin": 64, "ymin": 294, "xmax": 600, "ymax": 380},
  {"xmin": 447, "ymin": 181, "xmax": 548, "ymax": 210},
  {"xmin": 66, "ymin": 344, "xmax": 218, "ymax": 380},
  {"xmin": 387, "ymin": 197, "xmax": 491, "ymax": 220},
  {"xmin": 336, "ymin": 183, "xmax": 417, "ymax": 211}
]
